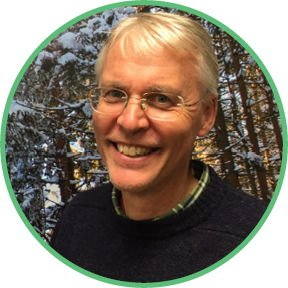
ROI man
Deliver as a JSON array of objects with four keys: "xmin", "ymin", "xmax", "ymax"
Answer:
[{"xmin": 51, "ymin": 12, "xmax": 267, "ymax": 282}]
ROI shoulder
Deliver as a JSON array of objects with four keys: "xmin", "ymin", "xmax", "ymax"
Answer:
[
  {"xmin": 67, "ymin": 182, "xmax": 113, "ymax": 209},
  {"xmin": 221, "ymin": 186, "xmax": 268, "ymax": 227},
  {"xmin": 50, "ymin": 183, "xmax": 113, "ymax": 248},
  {"xmin": 202, "ymin": 167, "xmax": 268, "ymax": 238},
  {"xmin": 208, "ymin": 165, "xmax": 268, "ymax": 217}
]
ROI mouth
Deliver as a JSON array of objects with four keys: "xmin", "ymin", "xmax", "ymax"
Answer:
[{"xmin": 113, "ymin": 142, "xmax": 159, "ymax": 157}]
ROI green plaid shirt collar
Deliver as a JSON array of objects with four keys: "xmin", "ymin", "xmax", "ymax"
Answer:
[{"xmin": 112, "ymin": 160, "xmax": 210, "ymax": 221}]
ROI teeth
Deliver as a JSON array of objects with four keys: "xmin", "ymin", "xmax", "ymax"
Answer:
[
  {"xmin": 129, "ymin": 146, "xmax": 136, "ymax": 156},
  {"xmin": 116, "ymin": 144, "xmax": 153, "ymax": 157},
  {"xmin": 123, "ymin": 145, "xmax": 129, "ymax": 155},
  {"xmin": 118, "ymin": 144, "xmax": 123, "ymax": 153}
]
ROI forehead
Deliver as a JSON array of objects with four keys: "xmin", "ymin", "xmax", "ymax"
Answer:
[{"xmin": 99, "ymin": 41, "xmax": 202, "ymax": 96}]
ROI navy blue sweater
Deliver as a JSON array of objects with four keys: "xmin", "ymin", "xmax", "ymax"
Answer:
[{"xmin": 50, "ymin": 166, "xmax": 267, "ymax": 283}]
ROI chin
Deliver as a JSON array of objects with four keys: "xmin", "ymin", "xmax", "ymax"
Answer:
[{"xmin": 109, "ymin": 173, "xmax": 156, "ymax": 195}]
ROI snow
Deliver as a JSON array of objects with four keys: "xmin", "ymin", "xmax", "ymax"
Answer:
[
  {"xmin": 219, "ymin": 94, "xmax": 233, "ymax": 102},
  {"xmin": 66, "ymin": 152, "xmax": 76, "ymax": 158},
  {"xmin": 224, "ymin": 135, "xmax": 248, "ymax": 150},
  {"xmin": 9, "ymin": 100, "xmax": 36, "ymax": 115},
  {"xmin": 246, "ymin": 96, "xmax": 267, "ymax": 107},
  {"xmin": 247, "ymin": 55, "xmax": 256, "ymax": 65},
  {"xmin": 246, "ymin": 99, "xmax": 253, "ymax": 106},
  {"xmin": 54, "ymin": 65, "xmax": 61, "ymax": 74},
  {"xmin": 80, "ymin": 70, "xmax": 88, "ymax": 75},
  {"xmin": 102, "ymin": 9, "xmax": 114, "ymax": 20},
  {"xmin": 116, "ymin": 7, "xmax": 125, "ymax": 14},
  {"xmin": 125, "ymin": 6, "xmax": 137, "ymax": 14},
  {"xmin": 223, "ymin": 111, "xmax": 230, "ymax": 118},
  {"xmin": 93, "ymin": 23, "xmax": 110, "ymax": 35},
  {"xmin": 77, "ymin": 155, "xmax": 101, "ymax": 161},
  {"xmin": 234, "ymin": 165, "xmax": 242, "ymax": 171},
  {"xmin": 34, "ymin": 50, "xmax": 55, "ymax": 73},
  {"xmin": 9, "ymin": 165, "xmax": 17, "ymax": 174},
  {"xmin": 58, "ymin": 52, "xmax": 81, "ymax": 65},
  {"xmin": 82, "ymin": 102, "xmax": 93, "ymax": 116},
  {"xmin": 45, "ymin": 199, "xmax": 63, "ymax": 209},
  {"xmin": 67, "ymin": 110, "xmax": 76, "ymax": 117},
  {"xmin": 42, "ymin": 175, "xmax": 59, "ymax": 183},
  {"xmin": 35, "ymin": 51, "xmax": 55, "ymax": 65},
  {"xmin": 87, "ymin": 170, "xmax": 109, "ymax": 174},
  {"xmin": 80, "ymin": 26, "xmax": 93, "ymax": 37},
  {"xmin": 269, "ymin": 154, "xmax": 281, "ymax": 161},
  {"xmin": 44, "ymin": 183, "xmax": 61, "ymax": 210},
  {"xmin": 57, "ymin": 32, "xmax": 83, "ymax": 50},
  {"xmin": 80, "ymin": 16, "xmax": 105, "ymax": 37},
  {"xmin": 21, "ymin": 194, "xmax": 34, "ymax": 208},
  {"xmin": 225, "ymin": 55, "xmax": 231, "ymax": 62},
  {"xmin": 18, "ymin": 188, "xmax": 36, "ymax": 195},
  {"xmin": 70, "ymin": 180, "xmax": 81, "ymax": 184},
  {"xmin": 246, "ymin": 152, "xmax": 263, "ymax": 167},
  {"xmin": 85, "ymin": 44, "xmax": 98, "ymax": 55},
  {"xmin": 237, "ymin": 151, "xmax": 246, "ymax": 159},
  {"xmin": 70, "ymin": 99, "xmax": 87, "ymax": 108},
  {"xmin": 237, "ymin": 69, "xmax": 242, "ymax": 77},
  {"xmin": 264, "ymin": 85, "xmax": 271, "ymax": 92},
  {"xmin": 247, "ymin": 151, "xmax": 260, "ymax": 161},
  {"xmin": 70, "ymin": 141, "xmax": 85, "ymax": 153},
  {"xmin": 57, "ymin": 128, "xmax": 66, "ymax": 134},
  {"xmin": 238, "ymin": 172, "xmax": 246, "ymax": 176},
  {"xmin": 48, "ymin": 105, "xmax": 69, "ymax": 110}
]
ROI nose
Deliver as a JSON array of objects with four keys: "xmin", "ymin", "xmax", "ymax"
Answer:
[{"xmin": 116, "ymin": 97, "xmax": 150, "ymax": 132}]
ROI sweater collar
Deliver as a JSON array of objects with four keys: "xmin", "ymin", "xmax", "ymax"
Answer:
[
  {"xmin": 112, "ymin": 160, "xmax": 210, "ymax": 221},
  {"xmin": 109, "ymin": 163, "xmax": 226, "ymax": 240}
]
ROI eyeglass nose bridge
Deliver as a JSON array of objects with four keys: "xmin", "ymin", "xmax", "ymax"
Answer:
[{"xmin": 124, "ymin": 96, "xmax": 147, "ymax": 110}]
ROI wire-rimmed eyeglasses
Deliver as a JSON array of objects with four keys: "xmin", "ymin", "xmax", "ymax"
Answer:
[{"xmin": 88, "ymin": 87, "xmax": 204, "ymax": 121}]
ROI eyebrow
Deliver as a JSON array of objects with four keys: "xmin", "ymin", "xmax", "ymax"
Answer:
[
  {"xmin": 100, "ymin": 81, "xmax": 125, "ymax": 89},
  {"xmin": 148, "ymin": 85, "xmax": 180, "ymax": 95},
  {"xmin": 100, "ymin": 82, "xmax": 180, "ymax": 95}
]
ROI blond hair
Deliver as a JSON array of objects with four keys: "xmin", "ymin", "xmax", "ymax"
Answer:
[{"xmin": 95, "ymin": 12, "xmax": 219, "ymax": 102}]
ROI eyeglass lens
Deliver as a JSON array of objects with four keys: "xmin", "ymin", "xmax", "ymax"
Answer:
[{"xmin": 89, "ymin": 88, "xmax": 184, "ymax": 121}]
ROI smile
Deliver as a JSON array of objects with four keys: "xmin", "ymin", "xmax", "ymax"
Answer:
[{"xmin": 115, "ymin": 143, "xmax": 158, "ymax": 157}]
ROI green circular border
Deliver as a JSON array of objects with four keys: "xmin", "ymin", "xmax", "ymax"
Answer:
[{"xmin": 1, "ymin": 1, "xmax": 287, "ymax": 287}]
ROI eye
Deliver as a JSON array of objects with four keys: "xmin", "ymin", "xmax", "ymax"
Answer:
[
  {"xmin": 155, "ymin": 94, "xmax": 169, "ymax": 103},
  {"xmin": 107, "ymin": 90, "xmax": 123, "ymax": 98},
  {"xmin": 146, "ymin": 93, "xmax": 175, "ymax": 109},
  {"xmin": 102, "ymin": 89, "xmax": 126, "ymax": 103}
]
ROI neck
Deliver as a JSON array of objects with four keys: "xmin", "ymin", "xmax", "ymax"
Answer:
[{"xmin": 121, "ymin": 170, "xmax": 198, "ymax": 221}]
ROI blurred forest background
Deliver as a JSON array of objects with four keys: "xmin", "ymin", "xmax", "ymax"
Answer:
[{"xmin": 5, "ymin": 5, "xmax": 283, "ymax": 242}]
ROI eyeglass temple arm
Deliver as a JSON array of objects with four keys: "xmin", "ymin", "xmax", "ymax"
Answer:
[{"xmin": 177, "ymin": 94, "xmax": 207, "ymax": 107}]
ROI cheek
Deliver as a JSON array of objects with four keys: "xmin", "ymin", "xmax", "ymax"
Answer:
[
  {"xmin": 171, "ymin": 115, "xmax": 200, "ymax": 150},
  {"xmin": 93, "ymin": 113, "xmax": 116, "ymax": 139},
  {"xmin": 92, "ymin": 114, "xmax": 111, "ymax": 149},
  {"xmin": 157, "ymin": 121, "xmax": 195, "ymax": 150}
]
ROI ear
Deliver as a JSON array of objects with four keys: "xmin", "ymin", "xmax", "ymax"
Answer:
[{"xmin": 197, "ymin": 94, "xmax": 218, "ymax": 137}]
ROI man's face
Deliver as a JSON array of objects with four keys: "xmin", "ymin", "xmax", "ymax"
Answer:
[{"xmin": 93, "ymin": 42, "xmax": 216, "ymax": 195}]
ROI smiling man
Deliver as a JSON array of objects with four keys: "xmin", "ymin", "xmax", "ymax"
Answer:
[{"xmin": 51, "ymin": 12, "xmax": 267, "ymax": 282}]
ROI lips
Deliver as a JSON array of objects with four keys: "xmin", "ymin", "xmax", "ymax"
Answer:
[{"xmin": 116, "ymin": 143, "xmax": 158, "ymax": 157}]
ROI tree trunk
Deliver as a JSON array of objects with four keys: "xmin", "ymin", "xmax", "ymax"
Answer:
[
  {"xmin": 262, "ymin": 76, "xmax": 283, "ymax": 156},
  {"xmin": 215, "ymin": 99, "xmax": 241, "ymax": 188},
  {"xmin": 218, "ymin": 37, "xmax": 258, "ymax": 196},
  {"xmin": 227, "ymin": 34, "xmax": 270, "ymax": 202}
]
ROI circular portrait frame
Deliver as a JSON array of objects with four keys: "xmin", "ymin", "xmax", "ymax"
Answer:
[{"xmin": 1, "ymin": 1, "xmax": 287, "ymax": 288}]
